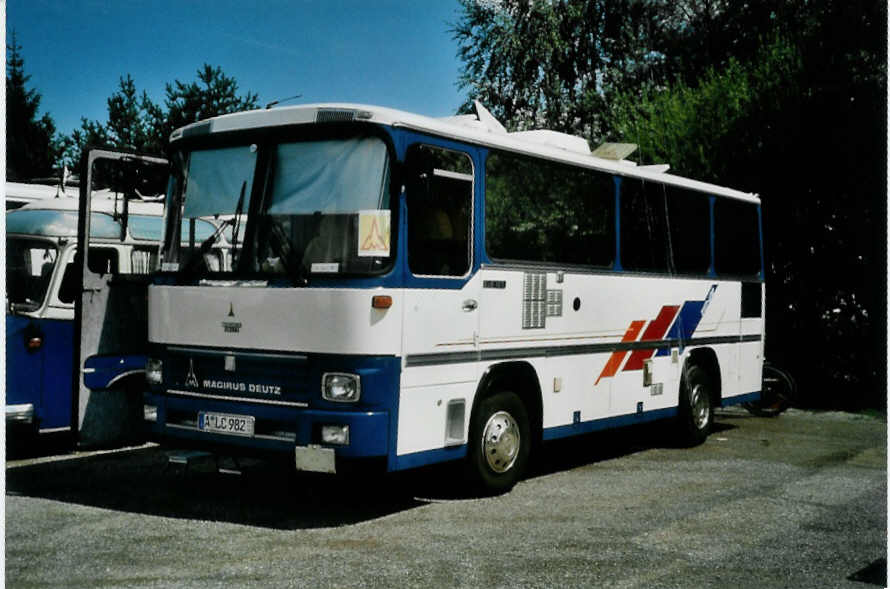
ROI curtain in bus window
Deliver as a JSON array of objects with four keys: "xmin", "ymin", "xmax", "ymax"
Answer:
[
  {"xmin": 182, "ymin": 146, "xmax": 256, "ymax": 218},
  {"xmin": 267, "ymin": 138, "xmax": 389, "ymax": 214}
]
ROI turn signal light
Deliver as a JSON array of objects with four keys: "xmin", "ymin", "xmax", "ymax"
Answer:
[
  {"xmin": 27, "ymin": 337, "xmax": 42, "ymax": 351},
  {"xmin": 371, "ymin": 295, "xmax": 392, "ymax": 309}
]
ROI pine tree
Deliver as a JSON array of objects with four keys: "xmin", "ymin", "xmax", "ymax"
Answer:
[{"xmin": 6, "ymin": 32, "xmax": 62, "ymax": 181}]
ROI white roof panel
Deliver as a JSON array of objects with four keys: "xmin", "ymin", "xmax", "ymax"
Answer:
[{"xmin": 171, "ymin": 103, "xmax": 759, "ymax": 204}]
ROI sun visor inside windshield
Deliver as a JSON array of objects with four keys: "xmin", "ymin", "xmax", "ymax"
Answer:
[
  {"xmin": 182, "ymin": 146, "xmax": 257, "ymax": 218},
  {"xmin": 267, "ymin": 138, "xmax": 389, "ymax": 214}
]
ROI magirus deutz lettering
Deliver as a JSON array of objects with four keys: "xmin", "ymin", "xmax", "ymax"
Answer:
[{"xmin": 201, "ymin": 379, "xmax": 281, "ymax": 396}]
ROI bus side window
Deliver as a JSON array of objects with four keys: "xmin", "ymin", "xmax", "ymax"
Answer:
[
  {"xmin": 405, "ymin": 145, "xmax": 473, "ymax": 277},
  {"xmin": 58, "ymin": 260, "xmax": 79, "ymax": 304},
  {"xmin": 87, "ymin": 248, "xmax": 119, "ymax": 275}
]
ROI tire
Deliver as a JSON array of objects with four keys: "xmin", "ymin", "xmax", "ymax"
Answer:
[
  {"xmin": 743, "ymin": 363, "xmax": 795, "ymax": 417},
  {"xmin": 676, "ymin": 364, "xmax": 713, "ymax": 446},
  {"xmin": 467, "ymin": 391, "xmax": 530, "ymax": 495}
]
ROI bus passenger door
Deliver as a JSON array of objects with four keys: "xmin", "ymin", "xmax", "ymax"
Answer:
[
  {"xmin": 399, "ymin": 142, "xmax": 480, "ymax": 457},
  {"xmin": 73, "ymin": 149, "xmax": 168, "ymax": 447}
]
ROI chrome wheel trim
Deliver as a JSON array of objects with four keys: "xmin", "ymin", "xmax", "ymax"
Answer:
[
  {"xmin": 481, "ymin": 410, "xmax": 520, "ymax": 474},
  {"xmin": 690, "ymin": 383, "xmax": 711, "ymax": 430}
]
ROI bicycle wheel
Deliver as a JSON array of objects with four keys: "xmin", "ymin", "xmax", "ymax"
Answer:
[{"xmin": 743, "ymin": 363, "xmax": 796, "ymax": 417}]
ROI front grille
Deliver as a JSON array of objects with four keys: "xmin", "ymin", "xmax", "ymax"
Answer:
[{"xmin": 164, "ymin": 347, "xmax": 311, "ymax": 405}]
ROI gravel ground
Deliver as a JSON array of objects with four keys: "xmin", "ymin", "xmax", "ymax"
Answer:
[{"xmin": 5, "ymin": 407, "xmax": 887, "ymax": 588}]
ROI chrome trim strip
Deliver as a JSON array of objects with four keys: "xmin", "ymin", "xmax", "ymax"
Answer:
[
  {"xmin": 106, "ymin": 369, "xmax": 145, "ymax": 388},
  {"xmin": 38, "ymin": 426, "xmax": 72, "ymax": 434},
  {"xmin": 405, "ymin": 334, "xmax": 763, "ymax": 368},
  {"xmin": 166, "ymin": 389, "xmax": 309, "ymax": 407},
  {"xmin": 167, "ymin": 346, "xmax": 307, "ymax": 362}
]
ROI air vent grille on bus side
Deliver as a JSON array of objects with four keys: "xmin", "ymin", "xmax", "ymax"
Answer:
[{"xmin": 316, "ymin": 109, "xmax": 356, "ymax": 123}]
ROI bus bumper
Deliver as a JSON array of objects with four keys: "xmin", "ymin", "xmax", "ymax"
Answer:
[
  {"xmin": 144, "ymin": 393, "xmax": 390, "ymax": 463},
  {"xmin": 6, "ymin": 403, "xmax": 35, "ymax": 424}
]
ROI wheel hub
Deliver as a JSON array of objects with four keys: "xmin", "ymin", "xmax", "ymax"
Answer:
[
  {"xmin": 482, "ymin": 410, "xmax": 520, "ymax": 473},
  {"xmin": 690, "ymin": 383, "xmax": 710, "ymax": 430}
]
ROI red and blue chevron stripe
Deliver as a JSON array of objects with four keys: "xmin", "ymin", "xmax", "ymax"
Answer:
[{"xmin": 595, "ymin": 285, "xmax": 717, "ymax": 385}]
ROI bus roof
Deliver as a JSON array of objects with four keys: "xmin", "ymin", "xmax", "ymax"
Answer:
[
  {"xmin": 15, "ymin": 192, "xmax": 165, "ymax": 217},
  {"xmin": 170, "ymin": 102, "xmax": 759, "ymax": 204}
]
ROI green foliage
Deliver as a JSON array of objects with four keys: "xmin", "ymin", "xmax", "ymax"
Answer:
[
  {"xmin": 455, "ymin": 0, "xmax": 887, "ymax": 408},
  {"xmin": 6, "ymin": 33, "xmax": 63, "ymax": 181},
  {"xmin": 63, "ymin": 64, "xmax": 258, "ymax": 168},
  {"xmin": 452, "ymin": 0, "xmax": 663, "ymax": 138}
]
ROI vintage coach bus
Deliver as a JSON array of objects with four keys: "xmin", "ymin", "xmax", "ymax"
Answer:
[{"xmin": 143, "ymin": 103, "xmax": 764, "ymax": 492}]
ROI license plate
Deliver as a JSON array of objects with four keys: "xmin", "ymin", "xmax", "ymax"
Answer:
[{"xmin": 198, "ymin": 412, "xmax": 255, "ymax": 437}]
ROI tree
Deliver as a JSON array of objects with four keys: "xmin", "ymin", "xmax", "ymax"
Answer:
[
  {"xmin": 146, "ymin": 64, "xmax": 259, "ymax": 154},
  {"xmin": 452, "ymin": 0, "xmax": 665, "ymax": 139},
  {"xmin": 6, "ymin": 33, "xmax": 63, "ymax": 181},
  {"xmin": 64, "ymin": 64, "xmax": 259, "ymax": 167}
]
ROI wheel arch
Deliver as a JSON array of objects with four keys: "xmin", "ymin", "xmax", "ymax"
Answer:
[
  {"xmin": 472, "ymin": 361, "xmax": 543, "ymax": 447},
  {"xmin": 685, "ymin": 347, "xmax": 721, "ymax": 406}
]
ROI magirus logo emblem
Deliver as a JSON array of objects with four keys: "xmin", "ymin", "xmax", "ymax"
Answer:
[
  {"xmin": 185, "ymin": 358, "xmax": 199, "ymax": 388},
  {"xmin": 221, "ymin": 302, "xmax": 242, "ymax": 333}
]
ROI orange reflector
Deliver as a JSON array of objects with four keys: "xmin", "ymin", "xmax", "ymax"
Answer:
[
  {"xmin": 27, "ymin": 337, "xmax": 42, "ymax": 350},
  {"xmin": 371, "ymin": 295, "xmax": 393, "ymax": 309}
]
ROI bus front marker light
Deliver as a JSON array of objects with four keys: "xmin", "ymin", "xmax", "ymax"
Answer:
[
  {"xmin": 26, "ymin": 336, "xmax": 42, "ymax": 351},
  {"xmin": 322, "ymin": 373, "xmax": 360, "ymax": 402},
  {"xmin": 321, "ymin": 424, "xmax": 350, "ymax": 445},
  {"xmin": 146, "ymin": 358, "xmax": 163, "ymax": 385},
  {"xmin": 371, "ymin": 295, "xmax": 392, "ymax": 309}
]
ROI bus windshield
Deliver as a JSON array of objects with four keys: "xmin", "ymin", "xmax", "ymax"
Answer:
[
  {"xmin": 6, "ymin": 238, "xmax": 59, "ymax": 313},
  {"xmin": 163, "ymin": 135, "xmax": 392, "ymax": 279}
]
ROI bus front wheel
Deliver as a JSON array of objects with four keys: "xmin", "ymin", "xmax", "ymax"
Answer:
[
  {"xmin": 467, "ymin": 391, "xmax": 530, "ymax": 495},
  {"xmin": 677, "ymin": 364, "xmax": 713, "ymax": 446}
]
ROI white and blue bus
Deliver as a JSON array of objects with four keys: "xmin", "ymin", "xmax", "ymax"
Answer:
[
  {"xmin": 144, "ymin": 103, "xmax": 764, "ymax": 492},
  {"xmin": 6, "ymin": 185, "xmax": 229, "ymax": 442}
]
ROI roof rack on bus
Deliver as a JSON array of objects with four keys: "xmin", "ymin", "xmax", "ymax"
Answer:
[{"xmin": 439, "ymin": 104, "xmax": 670, "ymax": 171}]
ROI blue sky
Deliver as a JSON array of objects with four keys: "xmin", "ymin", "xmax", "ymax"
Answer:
[{"xmin": 8, "ymin": 0, "xmax": 468, "ymax": 138}]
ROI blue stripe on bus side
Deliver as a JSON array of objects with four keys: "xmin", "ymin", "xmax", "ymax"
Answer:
[
  {"xmin": 543, "ymin": 407, "xmax": 679, "ymax": 441},
  {"xmin": 720, "ymin": 391, "xmax": 760, "ymax": 406},
  {"xmin": 392, "ymin": 390, "xmax": 762, "ymax": 470},
  {"xmin": 392, "ymin": 445, "xmax": 468, "ymax": 471}
]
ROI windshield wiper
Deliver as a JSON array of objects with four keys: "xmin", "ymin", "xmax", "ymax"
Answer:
[{"xmin": 180, "ymin": 181, "xmax": 246, "ymax": 278}]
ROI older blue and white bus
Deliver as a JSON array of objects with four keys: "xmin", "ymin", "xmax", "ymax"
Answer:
[
  {"xmin": 144, "ymin": 103, "xmax": 764, "ymax": 492},
  {"xmin": 6, "ymin": 173, "xmax": 230, "ymax": 444}
]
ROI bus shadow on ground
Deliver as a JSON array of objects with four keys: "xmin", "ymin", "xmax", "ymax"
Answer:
[
  {"xmin": 409, "ymin": 417, "xmax": 739, "ymax": 502},
  {"xmin": 5, "ymin": 445, "xmax": 426, "ymax": 530},
  {"xmin": 6, "ymin": 418, "xmax": 740, "ymax": 524}
]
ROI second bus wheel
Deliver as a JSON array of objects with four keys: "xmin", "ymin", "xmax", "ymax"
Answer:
[
  {"xmin": 676, "ymin": 364, "xmax": 714, "ymax": 446},
  {"xmin": 467, "ymin": 391, "xmax": 530, "ymax": 495}
]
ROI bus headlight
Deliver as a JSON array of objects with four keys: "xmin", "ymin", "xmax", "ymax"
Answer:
[
  {"xmin": 322, "ymin": 373, "xmax": 360, "ymax": 402},
  {"xmin": 146, "ymin": 358, "xmax": 163, "ymax": 385}
]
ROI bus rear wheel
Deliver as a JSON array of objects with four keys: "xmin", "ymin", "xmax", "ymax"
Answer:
[
  {"xmin": 467, "ymin": 391, "xmax": 530, "ymax": 495},
  {"xmin": 676, "ymin": 364, "xmax": 713, "ymax": 446}
]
